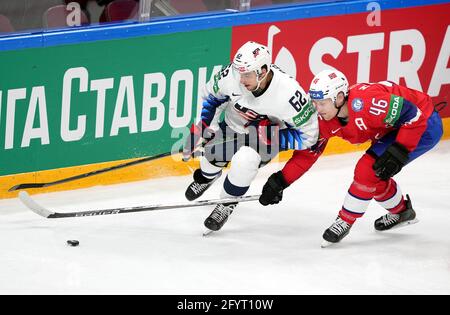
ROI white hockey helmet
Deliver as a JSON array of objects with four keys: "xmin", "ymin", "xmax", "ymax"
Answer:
[
  {"xmin": 309, "ymin": 69, "xmax": 349, "ymax": 103},
  {"xmin": 232, "ymin": 41, "xmax": 271, "ymax": 76}
]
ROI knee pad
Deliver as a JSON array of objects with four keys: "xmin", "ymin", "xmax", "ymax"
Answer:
[{"xmin": 230, "ymin": 146, "xmax": 261, "ymax": 180}]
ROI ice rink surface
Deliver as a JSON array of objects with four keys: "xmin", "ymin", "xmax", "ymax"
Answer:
[{"xmin": 1, "ymin": 141, "xmax": 449, "ymax": 295}]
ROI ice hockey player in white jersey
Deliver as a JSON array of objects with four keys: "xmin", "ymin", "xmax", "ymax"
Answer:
[{"xmin": 182, "ymin": 41, "xmax": 319, "ymax": 233}]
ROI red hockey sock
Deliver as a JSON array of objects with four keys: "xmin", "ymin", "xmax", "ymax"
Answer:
[
  {"xmin": 339, "ymin": 208, "xmax": 359, "ymax": 225},
  {"xmin": 374, "ymin": 179, "xmax": 406, "ymax": 214},
  {"xmin": 339, "ymin": 180, "xmax": 375, "ymax": 224}
]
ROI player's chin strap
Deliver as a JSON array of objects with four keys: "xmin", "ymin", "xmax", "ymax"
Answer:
[
  {"xmin": 333, "ymin": 95, "xmax": 348, "ymax": 119},
  {"xmin": 334, "ymin": 101, "xmax": 343, "ymax": 116},
  {"xmin": 252, "ymin": 70, "xmax": 269, "ymax": 92}
]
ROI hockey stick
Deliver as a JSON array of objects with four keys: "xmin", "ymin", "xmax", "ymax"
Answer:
[
  {"xmin": 8, "ymin": 133, "xmax": 236, "ymax": 192},
  {"xmin": 19, "ymin": 191, "xmax": 261, "ymax": 219},
  {"xmin": 8, "ymin": 151, "xmax": 175, "ymax": 192}
]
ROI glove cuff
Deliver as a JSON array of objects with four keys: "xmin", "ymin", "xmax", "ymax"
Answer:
[
  {"xmin": 272, "ymin": 171, "xmax": 290, "ymax": 189},
  {"xmin": 388, "ymin": 142, "xmax": 409, "ymax": 164}
]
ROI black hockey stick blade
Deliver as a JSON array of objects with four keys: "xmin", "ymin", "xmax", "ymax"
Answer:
[
  {"xmin": 9, "ymin": 151, "xmax": 174, "ymax": 192},
  {"xmin": 18, "ymin": 191, "xmax": 261, "ymax": 219},
  {"xmin": 9, "ymin": 183, "xmax": 50, "ymax": 191}
]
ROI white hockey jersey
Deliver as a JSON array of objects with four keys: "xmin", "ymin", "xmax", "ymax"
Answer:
[{"xmin": 202, "ymin": 64, "xmax": 319, "ymax": 150}]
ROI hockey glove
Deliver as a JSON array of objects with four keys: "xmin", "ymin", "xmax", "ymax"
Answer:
[
  {"xmin": 182, "ymin": 121, "xmax": 214, "ymax": 162},
  {"xmin": 259, "ymin": 171, "xmax": 290, "ymax": 206},
  {"xmin": 372, "ymin": 142, "xmax": 409, "ymax": 180},
  {"xmin": 245, "ymin": 118, "xmax": 279, "ymax": 146}
]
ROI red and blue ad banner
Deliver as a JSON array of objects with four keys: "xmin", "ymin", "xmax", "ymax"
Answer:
[{"xmin": 231, "ymin": 3, "xmax": 450, "ymax": 117}]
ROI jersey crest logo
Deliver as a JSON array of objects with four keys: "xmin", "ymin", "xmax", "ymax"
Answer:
[
  {"xmin": 352, "ymin": 98, "xmax": 364, "ymax": 112},
  {"xmin": 233, "ymin": 103, "xmax": 268, "ymax": 122}
]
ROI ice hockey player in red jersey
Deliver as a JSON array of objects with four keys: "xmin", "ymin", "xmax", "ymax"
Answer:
[{"xmin": 258, "ymin": 69, "xmax": 443, "ymax": 247}]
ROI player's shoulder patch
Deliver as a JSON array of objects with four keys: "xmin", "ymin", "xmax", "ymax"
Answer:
[{"xmin": 351, "ymin": 98, "xmax": 364, "ymax": 112}]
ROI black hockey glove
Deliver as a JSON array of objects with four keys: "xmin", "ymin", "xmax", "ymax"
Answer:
[
  {"xmin": 259, "ymin": 171, "xmax": 290, "ymax": 206},
  {"xmin": 372, "ymin": 142, "xmax": 409, "ymax": 181}
]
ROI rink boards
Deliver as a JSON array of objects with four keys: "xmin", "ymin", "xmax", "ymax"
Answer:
[{"xmin": 0, "ymin": 0, "xmax": 449, "ymax": 199}]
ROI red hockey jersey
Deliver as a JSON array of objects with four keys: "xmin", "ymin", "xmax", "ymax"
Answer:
[{"xmin": 281, "ymin": 81, "xmax": 435, "ymax": 185}]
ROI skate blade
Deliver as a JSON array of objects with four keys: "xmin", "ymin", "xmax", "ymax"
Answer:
[
  {"xmin": 389, "ymin": 218, "xmax": 420, "ymax": 230},
  {"xmin": 203, "ymin": 229, "xmax": 215, "ymax": 237},
  {"xmin": 321, "ymin": 240, "xmax": 335, "ymax": 248}
]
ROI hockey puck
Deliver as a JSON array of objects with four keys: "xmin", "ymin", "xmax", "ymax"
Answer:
[{"xmin": 67, "ymin": 240, "xmax": 79, "ymax": 247}]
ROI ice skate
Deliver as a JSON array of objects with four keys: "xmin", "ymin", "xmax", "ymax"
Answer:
[
  {"xmin": 321, "ymin": 216, "xmax": 352, "ymax": 248},
  {"xmin": 185, "ymin": 169, "xmax": 222, "ymax": 201},
  {"xmin": 203, "ymin": 202, "xmax": 237, "ymax": 233},
  {"xmin": 374, "ymin": 194, "xmax": 418, "ymax": 231}
]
